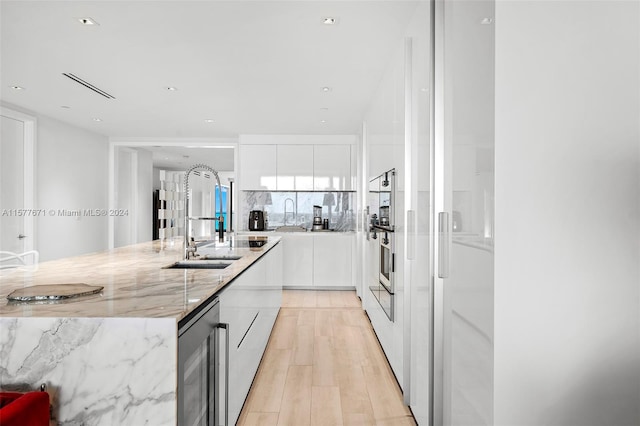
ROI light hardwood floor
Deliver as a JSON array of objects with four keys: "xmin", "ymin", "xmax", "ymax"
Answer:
[{"xmin": 237, "ymin": 290, "xmax": 416, "ymax": 426}]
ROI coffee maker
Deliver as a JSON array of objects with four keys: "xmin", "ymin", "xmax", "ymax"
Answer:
[{"xmin": 312, "ymin": 205, "xmax": 323, "ymax": 231}]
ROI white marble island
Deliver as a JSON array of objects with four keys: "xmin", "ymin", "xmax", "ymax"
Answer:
[{"xmin": 0, "ymin": 235, "xmax": 282, "ymax": 425}]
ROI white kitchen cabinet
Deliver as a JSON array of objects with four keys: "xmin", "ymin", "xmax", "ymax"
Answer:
[
  {"xmin": 240, "ymin": 232, "xmax": 354, "ymax": 289},
  {"xmin": 218, "ymin": 242, "xmax": 282, "ymax": 425},
  {"xmin": 239, "ymin": 144, "xmax": 277, "ymax": 190},
  {"xmin": 453, "ymin": 145, "xmax": 475, "ymax": 191},
  {"xmin": 369, "ymin": 143, "xmax": 404, "ymax": 182},
  {"xmin": 313, "ymin": 233, "xmax": 353, "ymax": 287},
  {"xmin": 281, "ymin": 233, "xmax": 313, "ymax": 287},
  {"xmin": 313, "ymin": 145, "xmax": 352, "ymax": 190},
  {"xmin": 276, "ymin": 145, "xmax": 314, "ymax": 190}
]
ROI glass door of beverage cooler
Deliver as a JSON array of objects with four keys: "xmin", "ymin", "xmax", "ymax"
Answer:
[{"xmin": 178, "ymin": 298, "xmax": 227, "ymax": 426}]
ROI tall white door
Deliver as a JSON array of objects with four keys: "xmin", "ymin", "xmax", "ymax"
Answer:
[
  {"xmin": 433, "ymin": 0, "xmax": 495, "ymax": 424},
  {"xmin": 0, "ymin": 113, "xmax": 32, "ymax": 256}
]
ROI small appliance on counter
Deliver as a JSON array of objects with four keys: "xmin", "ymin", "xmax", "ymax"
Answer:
[
  {"xmin": 312, "ymin": 205, "xmax": 323, "ymax": 231},
  {"xmin": 248, "ymin": 210, "xmax": 266, "ymax": 231}
]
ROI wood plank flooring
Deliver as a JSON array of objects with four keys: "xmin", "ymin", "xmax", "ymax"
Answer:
[{"xmin": 237, "ymin": 290, "xmax": 416, "ymax": 426}]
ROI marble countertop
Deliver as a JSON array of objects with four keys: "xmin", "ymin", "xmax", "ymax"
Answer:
[{"xmin": 0, "ymin": 235, "xmax": 281, "ymax": 321}]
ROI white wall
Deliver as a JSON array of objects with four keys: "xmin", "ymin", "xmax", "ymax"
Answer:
[
  {"xmin": 114, "ymin": 148, "xmax": 134, "ymax": 247},
  {"xmin": 494, "ymin": 1, "xmax": 640, "ymax": 424},
  {"xmin": 136, "ymin": 148, "xmax": 153, "ymax": 243},
  {"xmin": 36, "ymin": 116, "xmax": 109, "ymax": 261}
]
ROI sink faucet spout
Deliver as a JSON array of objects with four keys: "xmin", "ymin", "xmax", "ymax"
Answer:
[
  {"xmin": 184, "ymin": 164, "xmax": 225, "ymax": 259},
  {"xmin": 283, "ymin": 197, "xmax": 295, "ymax": 226}
]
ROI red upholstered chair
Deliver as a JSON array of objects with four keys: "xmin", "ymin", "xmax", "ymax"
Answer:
[{"xmin": 0, "ymin": 389, "xmax": 50, "ymax": 426}]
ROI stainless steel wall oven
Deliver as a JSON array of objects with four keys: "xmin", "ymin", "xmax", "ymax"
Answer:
[
  {"xmin": 379, "ymin": 230, "xmax": 393, "ymax": 292},
  {"xmin": 368, "ymin": 168, "xmax": 396, "ymax": 321}
]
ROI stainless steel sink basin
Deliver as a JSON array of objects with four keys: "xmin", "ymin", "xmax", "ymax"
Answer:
[
  {"xmin": 165, "ymin": 260, "xmax": 232, "ymax": 269},
  {"xmin": 275, "ymin": 226, "xmax": 307, "ymax": 232}
]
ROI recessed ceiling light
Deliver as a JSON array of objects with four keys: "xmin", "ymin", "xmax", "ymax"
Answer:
[
  {"xmin": 322, "ymin": 87, "xmax": 332, "ymax": 92},
  {"xmin": 10, "ymin": 85, "xmax": 24, "ymax": 90},
  {"xmin": 480, "ymin": 17, "xmax": 494, "ymax": 25},
  {"xmin": 321, "ymin": 120, "xmax": 327, "ymax": 123},
  {"xmin": 166, "ymin": 86, "xmax": 178, "ymax": 91},
  {"xmin": 204, "ymin": 119, "xmax": 214, "ymax": 123},
  {"xmin": 77, "ymin": 17, "xmax": 99, "ymax": 26},
  {"xmin": 61, "ymin": 105, "xmax": 71, "ymax": 109},
  {"xmin": 322, "ymin": 17, "xmax": 338, "ymax": 25},
  {"xmin": 92, "ymin": 117, "xmax": 102, "ymax": 122}
]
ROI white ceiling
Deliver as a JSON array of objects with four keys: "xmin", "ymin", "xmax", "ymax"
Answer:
[
  {"xmin": 146, "ymin": 146, "xmax": 235, "ymax": 171},
  {"xmin": 1, "ymin": 0, "xmax": 421, "ymax": 139}
]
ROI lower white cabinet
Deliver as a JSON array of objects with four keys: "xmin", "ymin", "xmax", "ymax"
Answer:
[
  {"xmin": 282, "ymin": 234, "xmax": 313, "ymax": 286},
  {"xmin": 236, "ymin": 232, "xmax": 355, "ymax": 288},
  {"xmin": 218, "ymin": 242, "xmax": 282, "ymax": 425},
  {"xmin": 277, "ymin": 233, "xmax": 354, "ymax": 288},
  {"xmin": 313, "ymin": 234, "xmax": 352, "ymax": 286}
]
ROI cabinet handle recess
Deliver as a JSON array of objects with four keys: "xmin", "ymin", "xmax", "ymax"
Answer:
[{"xmin": 237, "ymin": 312, "xmax": 260, "ymax": 350}]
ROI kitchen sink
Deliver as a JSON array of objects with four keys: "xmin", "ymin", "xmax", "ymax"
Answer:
[
  {"xmin": 165, "ymin": 260, "xmax": 232, "ymax": 269},
  {"xmin": 275, "ymin": 226, "xmax": 307, "ymax": 232}
]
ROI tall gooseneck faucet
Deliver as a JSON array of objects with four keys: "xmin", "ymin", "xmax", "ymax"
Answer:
[
  {"xmin": 184, "ymin": 164, "xmax": 225, "ymax": 259},
  {"xmin": 283, "ymin": 197, "xmax": 295, "ymax": 226}
]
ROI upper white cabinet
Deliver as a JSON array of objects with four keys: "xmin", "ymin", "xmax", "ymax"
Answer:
[
  {"xmin": 240, "ymin": 145, "xmax": 277, "ymax": 190},
  {"xmin": 313, "ymin": 145, "xmax": 352, "ymax": 191},
  {"xmin": 369, "ymin": 143, "xmax": 404, "ymax": 183},
  {"xmin": 239, "ymin": 137, "xmax": 355, "ymax": 191},
  {"xmin": 276, "ymin": 145, "xmax": 314, "ymax": 190}
]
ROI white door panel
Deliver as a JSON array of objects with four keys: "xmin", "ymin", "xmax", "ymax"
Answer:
[
  {"xmin": 0, "ymin": 116, "xmax": 25, "ymax": 253},
  {"xmin": 0, "ymin": 111, "xmax": 34, "ymax": 258},
  {"xmin": 435, "ymin": 1, "xmax": 495, "ymax": 425}
]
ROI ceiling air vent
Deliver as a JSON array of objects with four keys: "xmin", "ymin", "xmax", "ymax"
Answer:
[{"xmin": 62, "ymin": 73, "xmax": 115, "ymax": 99}]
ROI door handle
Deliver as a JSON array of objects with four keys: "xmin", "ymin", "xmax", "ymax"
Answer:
[
  {"xmin": 18, "ymin": 234, "xmax": 27, "ymax": 239},
  {"xmin": 217, "ymin": 323, "xmax": 230, "ymax": 426},
  {"xmin": 365, "ymin": 207, "xmax": 370, "ymax": 241},
  {"xmin": 407, "ymin": 209, "xmax": 415, "ymax": 260},
  {"xmin": 438, "ymin": 212, "xmax": 449, "ymax": 278}
]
